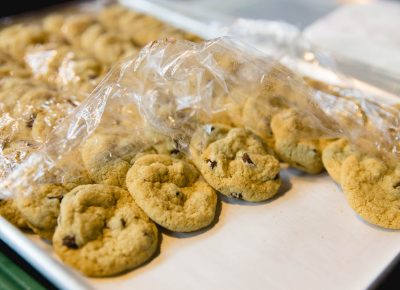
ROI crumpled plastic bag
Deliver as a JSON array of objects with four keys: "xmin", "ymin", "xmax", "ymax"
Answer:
[{"xmin": 0, "ymin": 37, "xmax": 399, "ymax": 199}]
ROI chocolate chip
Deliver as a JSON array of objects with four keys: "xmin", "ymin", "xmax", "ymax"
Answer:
[
  {"xmin": 173, "ymin": 139, "xmax": 180, "ymax": 149},
  {"xmin": 67, "ymin": 99, "xmax": 78, "ymax": 107},
  {"xmin": 175, "ymin": 191, "xmax": 180, "ymax": 196},
  {"xmin": 204, "ymin": 125, "xmax": 215, "ymax": 134},
  {"xmin": 47, "ymin": 195, "xmax": 63, "ymax": 202},
  {"xmin": 231, "ymin": 192, "xmax": 243, "ymax": 199},
  {"xmin": 62, "ymin": 235, "xmax": 78, "ymax": 249},
  {"xmin": 170, "ymin": 149, "xmax": 180, "ymax": 155},
  {"xmin": 393, "ymin": 182, "xmax": 400, "ymax": 190},
  {"xmin": 242, "ymin": 153, "xmax": 255, "ymax": 165},
  {"xmin": 121, "ymin": 218, "xmax": 126, "ymax": 227},
  {"xmin": 207, "ymin": 159, "xmax": 217, "ymax": 169},
  {"xmin": 26, "ymin": 113, "xmax": 36, "ymax": 128}
]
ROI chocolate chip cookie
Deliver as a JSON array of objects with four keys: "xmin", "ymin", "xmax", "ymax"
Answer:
[
  {"xmin": 190, "ymin": 124, "xmax": 281, "ymax": 202},
  {"xmin": 53, "ymin": 184, "xmax": 158, "ymax": 277},
  {"xmin": 341, "ymin": 155, "xmax": 400, "ymax": 229},
  {"xmin": 126, "ymin": 154, "xmax": 217, "ymax": 232}
]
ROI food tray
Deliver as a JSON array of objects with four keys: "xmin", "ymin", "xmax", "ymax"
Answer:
[{"xmin": 1, "ymin": 1, "xmax": 400, "ymax": 290}]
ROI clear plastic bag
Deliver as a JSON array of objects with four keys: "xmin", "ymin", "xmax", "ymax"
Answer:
[
  {"xmin": 0, "ymin": 2, "xmax": 202, "ymax": 191},
  {"xmin": 1, "ymin": 37, "xmax": 399, "ymax": 200}
]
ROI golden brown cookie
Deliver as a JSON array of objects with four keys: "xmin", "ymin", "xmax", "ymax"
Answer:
[
  {"xmin": 190, "ymin": 124, "xmax": 281, "ymax": 202},
  {"xmin": 126, "ymin": 154, "xmax": 217, "ymax": 232},
  {"xmin": 53, "ymin": 184, "xmax": 158, "ymax": 277},
  {"xmin": 341, "ymin": 155, "xmax": 400, "ymax": 229}
]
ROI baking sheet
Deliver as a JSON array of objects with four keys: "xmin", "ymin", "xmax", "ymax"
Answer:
[
  {"xmin": 0, "ymin": 1, "xmax": 399, "ymax": 290},
  {"xmin": 16, "ymin": 169, "xmax": 400, "ymax": 290}
]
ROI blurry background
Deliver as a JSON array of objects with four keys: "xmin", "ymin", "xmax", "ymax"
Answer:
[{"xmin": 147, "ymin": 0, "xmax": 370, "ymax": 27}]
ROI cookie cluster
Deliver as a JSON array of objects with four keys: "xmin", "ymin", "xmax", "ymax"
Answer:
[
  {"xmin": 0, "ymin": 4, "xmax": 201, "ymax": 276},
  {"xmin": 0, "ymin": 4, "xmax": 399, "ymax": 279}
]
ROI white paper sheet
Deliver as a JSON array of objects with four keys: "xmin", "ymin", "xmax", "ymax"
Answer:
[{"xmin": 83, "ymin": 170, "xmax": 400, "ymax": 290}]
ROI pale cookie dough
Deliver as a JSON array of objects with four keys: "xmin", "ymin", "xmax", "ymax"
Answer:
[
  {"xmin": 341, "ymin": 155, "xmax": 400, "ymax": 229},
  {"xmin": 271, "ymin": 109, "xmax": 326, "ymax": 174},
  {"xmin": 322, "ymin": 139, "xmax": 359, "ymax": 184},
  {"xmin": 126, "ymin": 154, "xmax": 217, "ymax": 232},
  {"xmin": 53, "ymin": 184, "xmax": 158, "ymax": 277},
  {"xmin": 190, "ymin": 124, "xmax": 281, "ymax": 202},
  {"xmin": 0, "ymin": 199, "xmax": 28, "ymax": 229}
]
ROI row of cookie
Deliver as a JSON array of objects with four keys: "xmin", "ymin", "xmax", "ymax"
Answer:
[
  {"xmin": 4, "ymin": 138, "xmax": 219, "ymax": 276},
  {"xmin": 0, "ymin": 76, "xmax": 78, "ymax": 228},
  {"xmin": 97, "ymin": 4, "xmax": 201, "ymax": 47},
  {"xmin": 42, "ymin": 13, "xmax": 139, "ymax": 66},
  {"xmin": 0, "ymin": 5, "xmax": 198, "ymax": 65},
  {"xmin": 42, "ymin": 4, "xmax": 199, "ymax": 64},
  {"xmin": 24, "ymin": 43, "xmax": 107, "ymax": 101},
  {"xmin": 7, "ymin": 121, "xmax": 283, "ymax": 276}
]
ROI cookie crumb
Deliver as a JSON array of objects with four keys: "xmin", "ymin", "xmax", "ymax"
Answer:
[
  {"xmin": 242, "ymin": 153, "xmax": 255, "ymax": 165},
  {"xmin": 62, "ymin": 235, "xmax": 78, "ymax": 249},
  {"xmin": 206, "ymin": 159, "xmax": 217, "ymax": 169}
]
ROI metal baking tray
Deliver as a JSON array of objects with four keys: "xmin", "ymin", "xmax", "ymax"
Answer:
[{"xmin": 1, "ymin": 1, "xmax": 400, "ymax": 290}]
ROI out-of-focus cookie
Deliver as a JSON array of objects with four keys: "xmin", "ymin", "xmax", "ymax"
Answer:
[
  {"xmin": 271, "ymin": 109, "xmax": 325, "ymax": 174},
  {"xmin": 14, "ymin": 166, "xmax": 92, "ymax": 240},
  {"xmin": 53, "ymin": 184, "xmax": 158, "ymax": 277},
  {"xmin": 0, "ymin": 199, "xmax": 28, "ymax": 229},
  {"xmin": 0, "ymin": 24, "xmax": 46, "ymax": 59},
  {"xmin": 93, "ymin": 33, "xmax": 134, "ymax": 65},
  {"xmin": 98, "ymin": 5, "xmax": 132, "ymax": 31},
  {"xmin": 190, "ymin": 124, "xmax": 281, "ymax": 202},
  {"xmin": 61, "ymin": 15, "xmax": 95, "ymax": 46},
  {"xmin": 81, "ymin": 133, "xmax": 141, "ymax": 188},
  {"xmin": 322, "ymin": 139, "xmax": 359, "ymax": 184},
  {"xmin": 15, "ymin": 184, "xmax": 68, "ymax": 240},
  {"xmin": 81, "ymin": 132, "xmax": 184, "ymax": 188},
  {"xmin": 242, "ymin": 95, "xmax": 288, "ymax": 147},
  {"xmin": 43, "ymin": 14, "xmax": 64, "ymax": 36},
  {"xmin": 31, "ymin": 107, "xmax": 69, "ymax": 143},
  {"xmin": 341, "ymin": 155, "xmax": 400, "ymax": 229},
  {"xmin": 126, "ymin": 154, "xmax": 217, "ymax": 232}
]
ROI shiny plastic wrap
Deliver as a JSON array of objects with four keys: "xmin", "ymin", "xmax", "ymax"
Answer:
[
  {"xmin": 0, "ymin": 3, "xmax": 201, "ymax": 179},
  {"xmin": 1, "ymin": 37, "xmax": 399, "ymax": 200},
  {"xmin": 0, "ymin": 2, "xmax": 204, "ymax": 233},
  {"xmin": 0, "ymin": 34, "xmax": 400, "ymax": 278}
]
